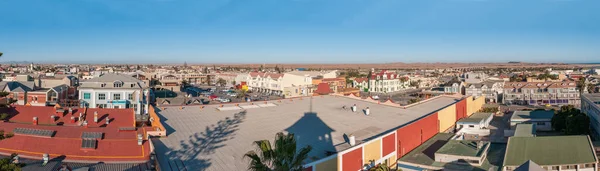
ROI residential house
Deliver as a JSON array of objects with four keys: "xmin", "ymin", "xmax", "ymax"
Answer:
[
  {"xmin": 352, "ymin": 69, "xmax": 410, "ymax": 93},
  {"xmin": 509, "ymin": 110, "xmax": 554, "ymax": 131},
  {"xmin": 465, "ymin": 81, "xmax": 505, "ymax": 103},
  {"xmin": 247, "ymin": 72, "xmax": 284, "ymax": 95},
  {"xmin": 503, "ymin": 81, "xmax": 580, "ymax": 106},
  {"xmin": 442, "ymin": 79, "xmax": 465, "ymax": 94},
  {"xmin": 0, "ymin": 81, "xmax": 69, "ymax": 107},
  {"xmin": 463, "ymin": 72, "xmax": 488, "ymax": 84},
  {"xmin": 78, "ymin": 73, "xmax": 150, "ymax": 115}
]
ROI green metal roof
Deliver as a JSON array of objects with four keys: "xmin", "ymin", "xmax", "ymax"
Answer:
[
  {"xmin": 514, "ymin": 124, "xmax": 536, "ymax": 137},
  {"xmin": 511, "ymin": 110, "xmax": 554, "ymax": 121},
  {"xmin": 504, "ymin": 136, "xmax": 597, "ymax": 166},
  {"xmin": 435, "ymin": 140, "xmax": 490, "ymax": 157},
  {"xmin": 457, "ymin": 112, "xmax": 493, "ymax": 124}
]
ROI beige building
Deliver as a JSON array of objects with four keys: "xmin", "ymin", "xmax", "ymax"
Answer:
[{"xmin": 503, "ymin": 81, "xmax": 580, "ymax": 106}]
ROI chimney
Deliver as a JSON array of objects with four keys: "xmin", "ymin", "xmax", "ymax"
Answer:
[
  {"xmin": 137, "ymin": 134, "xmax": 143, "ymax": 145},
  {"xmin": 68, "ymin": 108, "xmax": 73, "ymax": 114},
  {"xmin": 33, "ymin": 117, "xmax": 38, "ymax": 125},
  {"xmin": 349, "ymin": 134, "xmax": 356, "ymax": 146},
  {"xmin": 94, "ymin": 112, "xmax": 98, "ymax": 123},
  {"xmin": 477, "ymin": 141, "xmax": 483, "ymax": 150},
  {"xmin": 42, "ymin": 154, "xmax": 49, "ymax": 165},
  {"xmin": 50, "ymin": 115, "xmax": 56, "ymax": 122},
  {"xmin": 106, "ymin": 117, "xmax": 110, "ymax": 125}
]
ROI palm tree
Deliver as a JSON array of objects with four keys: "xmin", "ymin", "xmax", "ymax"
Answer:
[{"xmin": 244, "ymin": 132, "xmax": 312, "ymax": 171}]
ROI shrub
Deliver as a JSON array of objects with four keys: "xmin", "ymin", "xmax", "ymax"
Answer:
[{"xmin": 5, "ymin": 132, "xmax": 13, "ymax": 138}]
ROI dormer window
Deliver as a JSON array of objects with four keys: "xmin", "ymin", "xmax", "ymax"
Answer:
[
  {"xmin": 113, "ymin": 80, "xmax": 124, "ymax": 88},
  {"xmin": 101, "ymin": 83, "xmax": 105, "ymax": 88},
  {"xmin": 131, "ymin": 84, "xmax": 135, "ymax": 87}
]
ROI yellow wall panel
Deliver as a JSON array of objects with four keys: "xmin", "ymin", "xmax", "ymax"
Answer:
[
  {"xmin": 466, "ymin": 96, "xmax": 475, "ymax": 116},
  {"xmin": 363, "ymin": 139, "xmax": 382, "ymax": 165},
  {"xmin": 315, "ymin": 156, "xmax": 338, "ymax": 171},
  {"xmin": 387, "ymin": 154, "xmax": 397, "ymax": 167},
  {"xmin": 437, "ymin": 104, "xmax": 456, "ymax": 132}
]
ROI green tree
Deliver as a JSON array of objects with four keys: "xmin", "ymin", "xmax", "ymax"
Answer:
[
  {"xmin": 232, "ymin": 80, "xmax": 237, "ymax": 86},
  {"xmin": 244, "ymin": 132, "xmax": 312, "ymax": 171},
  {"xmin": 0, "ymin": 52, "xmax": 3, "ymax": 57},
  {"xmin": 552, "ymin": 105, "xmax": 590, "ymax": 135},
  {"xmin": 577, "ymin": 79, "xmax": 586, "ymax": 93},
  {"xmin": 216, "ymin": 78, "xmax": 227, "ymax": 87}
]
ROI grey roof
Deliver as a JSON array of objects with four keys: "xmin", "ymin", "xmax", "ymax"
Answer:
[
  {"xmin": 511, "ymin": 110, "xmax": 554, "ymax": 121},
  {"xmin": 514, "ymin": 124, "xmax": 536, "ymax": 137},
  {"xmin": 1, "ymin": 81, "xmax": 36, "ymax": 92},
  {"xmin": 153, "ymin": 95, "xmax": 461, "ymax": 171},
  {"xmin": 467, "ymin": 80, "xmax": 503, "ymax": 88},
  {"xmin": 457, "ymin": 112, "xmax": 493, "ymax": 124},
  {"xmin": 515, "ymin": 160, "xmax": 546, "ymax": 171},
  {"xmin": 80, "ymin": 73, "xmax": 147, "ymax": 89}
]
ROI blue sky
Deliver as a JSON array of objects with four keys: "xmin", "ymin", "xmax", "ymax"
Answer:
[{"xmin": 1, "ymin": 0, "xmax": 599, "ymax": 64}]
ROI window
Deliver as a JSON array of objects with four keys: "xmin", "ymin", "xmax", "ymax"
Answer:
[
  {"xmin": 114, "ymin": 81, "xmax": 123, "ymax": 87},
  {"xmin": 98, "ymin": 93, "xmax": 106, "ymax": 100},
  {"xmin": 128, "ymin": 94, "xmax": 134, "ymax": 100},
  {"xmin": 83, "ymin": 93, "xmax": 91, "ymax": 99},
  {"xmin": 469, "ymin": 125, "xmax": 475, "ymax": 128},
  {"xmin": 114, "ymin": 94, "xmax": 121, "ymax": 100},
  {"xmin": 536, "ymin": 122, "xmax": 545, "ymax": 126},
  {"xmin": 551, "ymin": 166, "xmax": 559, "ymax": 170}
]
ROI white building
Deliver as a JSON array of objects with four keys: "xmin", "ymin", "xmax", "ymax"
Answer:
[
  {"xmin": 465, "ymin": 81, "xmax": 505, "ymax": 103},
  {"xmin": 352, "ymin": 69, "xmax": 410, "ymax": 93},
  {"xmin": 79, "ymin": 73, "xmax": 150, "ymax": 115},
  {"xmin": 463, "ymin": 72, "xmax": 489, "ymax": 84},
  {"xmin": 582, "ymin": 93, "xmax": 600, "ymax": 139}
]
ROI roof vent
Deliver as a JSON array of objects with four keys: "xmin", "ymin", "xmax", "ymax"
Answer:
[{"xmin": 348, "ymin": 134, "xmax": 356, "ymax": 146}]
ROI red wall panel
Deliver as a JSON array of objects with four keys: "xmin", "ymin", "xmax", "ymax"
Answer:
[
  {"xmin": 342, "ymin": 147, "xmax": 363, "ymax": 171},
  {"xmin": 396, "ymin": 113, "xmax": 438, "ymax": 157},
  {"xmin": 304, "ymin": 166, "xmax": 312, "ymax": 171},
  {"xmin": 455, "ymin": 99, "xmax": 467, "ymax": 121},
  {"xmin": 382, "ymin": 132, "xmax": 395, "ymax": 156}
]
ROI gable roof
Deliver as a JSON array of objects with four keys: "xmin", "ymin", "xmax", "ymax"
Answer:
[
  {"xmin": 79, "ymin": 73, "xmax": 147, "ymax": 89},
  {"xmin": 504, "ymin": 135, "xmax": 597, "ymax": 166},
  {"xmin": 1, "ymin": 81, "xmax": 36, "ymax": 92},
  {"xmin": 515, "ymin": 160, "xmax": 546, "ymax": 171}
]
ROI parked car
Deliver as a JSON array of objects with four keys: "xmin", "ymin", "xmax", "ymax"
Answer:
[{"xmin": 372, "ymin": 95, "xmax": 379, "ymax": 100}]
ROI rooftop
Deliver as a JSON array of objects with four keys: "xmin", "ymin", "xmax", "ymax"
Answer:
[
  {"xmin": 0, "ymin": 106, "xmax": 151, "ymax": 162},
  {"xmin": 79, "ymin": 73, "xmax": 147, "ymax": 89},
  {"xmin": 153, "ymin": 95, "xmax": 462, "ymax": 171},
  {"xmin": 504, "ymin": 136, "xmax": 597, "ymax": 166},
  {"xmin": 435, "ymin": 140, "xmax": 490, "ymax": 157},
  {"xmin": 582, "ymin": 93, "xmax": 600, "ymax": 107},
  {"xmin": 457, "ymin": 112, "xmax": 493, "ymax": 124},
  {"xmin": 399, "ymin": 133, "xmax": 506, "ymax": 171},
  {"xmin": 514, "ymin": 124, "xmax": 536, "ymax": 137},
  {"xmin": 511, "ymin": 110, "xmax": 554, "ymax": 121}
]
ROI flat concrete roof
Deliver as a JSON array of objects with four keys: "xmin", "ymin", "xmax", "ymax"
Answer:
[
  {"xmin": 511, "ymin": 110, "xmax": 554, "ymax": 121},
  {"xmin": 152, "ymin": 95, "xmax": 461, "ymax": 171},
  {"xmin": 514, "ymin": 124, "xmax": 536, "ymax": 137},
  {"xmin": 583, "ymin": 93, "xmax": 600, "ymax": 107},
  {"xmin": 457, "ymin": 112, "xmax": 493, "ymax": 124}
]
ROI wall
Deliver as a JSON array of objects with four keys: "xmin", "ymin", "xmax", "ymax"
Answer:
[
  {"xmin": 315, "ymin": 157, "xmax": 337, "ymax": 171},
  {"xmin": 438, "ymin": 104, "xmax": 457, "ymax": 132},
  {"xmin": 341, "ymin": 147, "xmax": 363, "ymax": 171},
  {"xmin": 303, "ymin": 95, "xmax": 486, "ymax": 171},
  {"xmin": 363, "ymin": 139, "xmax": 382, "ymax": 165},
  {"xmin": 397, "ymin": 113, "xmax": 439, "ymax": 157},
  {"xmin": 455, "ymin": 99, "xmax": 467, "ymax": 120}
]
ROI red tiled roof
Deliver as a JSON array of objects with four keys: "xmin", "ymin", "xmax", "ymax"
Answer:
[
  {"xmin": 0, "ymin": 121, "xmax": 150, "ymax": 162},
  {"xmin": 314, "ymin": 83, "xmax": 333, "ymax": 95},
  {"xmin": 0, "ymin": 106, "xmax": 150, "ymax": 162},
  {"xmin": 370, "ymin": 70, "xmax": 398, "ymax": 79},
  {"xmin": 354, "ymin": 78, "xmax": 368, "ymax": 83},
  {"xmin": 8, "ymin": 106, "xmax": 135, "ymax": 128}
]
